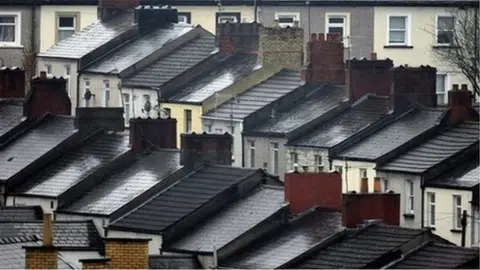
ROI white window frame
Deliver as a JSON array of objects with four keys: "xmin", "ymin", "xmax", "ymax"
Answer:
[
  {"xmin": 325, "ymin": 13, "xmax": 350, "ymax": 46},
  {"xmin": 270, "ymin": 142, "xmax": 279, "ymax": 175},
  {"xmin": 0, "ymin": 12, "xmax": 21, "ymax": 47},
  {"xmin": 334, "ymin": 165, "xmax": 343, "ymax": 175},
  {"xmin": 184, "ymin": 109, "xmax": 192, "ymax": 133},
  {"xmin": 103, "ymin": 80, "xmax": 110, "ymax": 107},
  {"xmin": 427, "ymin": 192, "xmax": 436, "ymax": 227},
  {"xmin": 248, "ymin": 141, "xmax": 255, "ymax": 168},
  {"xmin": 359, "ymin": 168, "xmax": 367, "ymax": 179},
  {"xmin": 453, "ymin": 194, "xmax": 462, "ymax": 229},
  {"xmin": 274, "ymin": 12, "xmax": 300, "ymax": 28},
  {"xmin": 57, "ymin": 15, "xmax": 76, "ymax": 42},
  {"xmin": 64, "ymin": 65, "xmax": 71, "ymax": 97},
  {"xmin": 382, "ymin": 178, "xmax": 389, "ymax": 192},
  {"xmin": 84, "ymin": 78, "xmax": 91, "ymax": 107},
  {"xmin": 405, "ymin": 180, "xmax": 414, "ymax": 214},
  {"xmin": 45, "ymin": 64, "xmax": 52, "ymax": 75},
  {"xmin": 205, "ymin": 124, "xmax": 212, "ymax": 133},
  {"xmin": 290, "ymin": 152, "xmax": 299, "ymax": 171},
  {"xmin": 436, "ymin": 73, "xmax": 449, "ymax": 105},
  {"xmin": 217, "ymin": 14, "xmax": 239, "ymax": 24},
  {"xmin": 435, "ymin": 14, "xmax": 455, "ymax": 45},
  {"xmin": 178, "ymin": 15, "xmax": 189, "ymax": 24},
  {"xmin": 314, "ymin": 154, "xmax": 323, "ymax": 172},
  {"xmin": 123, "ymin": 93, "xmax": 130, "ymax": 126},
  {"xmin": 386, "ymin": 14, "xmax": 411, "ymax": 46}
]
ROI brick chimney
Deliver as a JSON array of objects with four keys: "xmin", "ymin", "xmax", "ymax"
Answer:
[
  {"xmin": 217, "ymin": 22, "xmax": 260, "ymax": 56},
  {"xmin": 23, "ymin": 71, "xmax": 71, "ymax": 119},
  {"xmin": 342, "ymin": 191, "xmax": 400, "ymax": 228},
  {"xmin": 104, "ymin": 238, "xmax": 150, "ymax": 269},
  {"xmin": 345, "ymin": 54, "xmax": 393, "ymax": 102},
  {"xmin": 135, "ymin": 5, "xmax": 179, "ymax": 34},
  {"xmin": 98, "ymin": 0, "xmax": 139, "ymax": 22},
  {"xmin": 24, "ymin": 214, "xmax": 58, "ymax": 269},
  {"xmin": 446, "ymin": 84, "xmax": 479, "ymax": 125},
  {"xmin": 284, "ymin": 171, "xmax": 342, "ymax": 215},
  {"xmin": 74, "ymin": 107, "xmax": 125, "ymax": 134},
  {"xmin": 301, "ymin": 33, "xmax": 345, "ymax": 84},
  {"xmin": 129, "ymin": 117, "xmax": 177, "ymax": 153},
  {"xmin": 180, "ymin": 132, "xmax": 233, "ymax": 169},
  {"xmin": 391, "ymin": 65, "xmax": 437, "ymax": 112},
  {"xmin": 0, "ymin": 67, "xmax": 25, "ymax": 98},
  {"xmin": 80, "ymin": 258, "xmax": 111, "ymax": 269},
  {"xmin": 259, "ymin": 26, "xmax": 304, "ymax": 69}
]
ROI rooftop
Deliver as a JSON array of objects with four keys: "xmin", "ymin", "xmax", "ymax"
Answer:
[
  {"xmin": 249, "ymin": 84, "xmax": 346, "ymax": 135},
  {"xmin": 0, "ymin": 100, "xmax": 25, "ymax": 139},
  {"xmin": 83, "ymin": 24, "xmax": 196, "ymax": 74},
  {"xmin": 389, "ymin": 242, "xmax": 479, "ymax": 269},
  {"xmin": 289, "ymin": 95, "xmax": 391, "ymax": 147},
  {"xmin": 109, "ymin": 165, "xmax": 261, "ymax": 234},
  {"xmin": 203, "ymin": 70, "xmax": 304, "ymax": 120},
  {"xmin": 14, "ymin": 132, "xmax": 130, "ymax": 198},
  {"xmin": 221, "ymin": 208, "xmax": 343, "ymax": 269},
  {"xmin": 378, "ymin": 121, "xmax": 479, "ymax": 174},
  {"xmin": 38, "ymin": 13, "xmax": 135, "ymax": 59},
  {"xmin": 59, "ymin": 150, "xmax": 181, "ymax": 216},
  {"xmin": 149, "ymin": 254, "xmax": 201, "ymax": 269},
  {"xmin": 426, "ymin": 158, "xmax": 480, "ymax": 189},
  {"xmin": 0, "ymin": 116, "xmax": 77, "ymax": 182},
  {"xmin": 337, "ymin": 108, "xmax": 445, "ymax": 161},
  {"xmin": 167, "ymin": 54, "xmax": 261, "ymax": 104},
  {"xmin": 123, "ymin": 34, "xmax": 216, "ymax": 88},
  {"xmin": 168, "ymin": 186, "xmax": 286, "ymax": 253},
  {"xmin": 0, "ymin": 206, "xmax": 43, "ymax": 222}
]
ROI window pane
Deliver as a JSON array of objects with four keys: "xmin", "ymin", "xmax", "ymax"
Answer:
[
  {"xmin": 0, "ymin": 25, "xmax": 15, "ymax": 42},
  {"xmin": 436, "ymin": 75, "xmax": 446, "ymax": 93},
  {"xmin": 123, "ymin": 93, "xmax": 130, "ymax": 103},
  {"xmin": 328, "ymin": 27, "xmax": 344, "ymax": 37},
  {"xmin": 0, "ymin": 16, "xmax": 15, "ymax": 24},
  {"xmin": 278, "ymin": 16, "xmax": 294, "ymax": 23},
  {"xmin": 437, "ymin": 31, "xmax": 453, "ymax": 44},
  {"xmin": 329, "ymin": 17, "xmax": 344, "ymax": 24},
  {"xmin": 178, "ymin": 15, "xmax": 188, "ymax": 23},
  {"xmin": 430, "ymin": 193, "xmax": 435, "ymax": 203},
  {"xmin": 390, "ymin": 17, "xmax": 406, "ymax": 29},
  {"xmin": 59, "ymin": 17, "xmax": 74, "ymax": 28},
  {"xmin": 438, "ymin": 17, "xmax": 454, "ymax": 31},
  {"xmin": 456, "ymin": 195, "xmax": 461, "ymax": 206},
  {"xmin": 430, "ymin": 204, "xmax": 435, "ymax": 225},
  {"xmin": 273, "ymin": 150, "xmax": 278, "ymax": 174},
  {"xmin": 58, "ymin": 30, "xmax": 74, "ymax": 42},
  {"xmin": 389, "ymin": 30, "xmax": 406, "ymax": 43}
]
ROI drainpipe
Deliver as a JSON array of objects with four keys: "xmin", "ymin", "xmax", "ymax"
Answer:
[
  {"xmin": 76, "ymin": 66, "xmax": 81, "ymax": 110},
  {"xmin": 421, "ymin": 176, "xmax": 425, "ymax": 228}
]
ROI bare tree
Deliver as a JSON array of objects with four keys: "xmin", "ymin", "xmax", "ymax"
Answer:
[{"xmin": 431, "ymin": 7, "xmax": 479, "ymax": 96}]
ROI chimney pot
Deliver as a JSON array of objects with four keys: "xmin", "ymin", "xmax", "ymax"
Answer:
[
  {"xmin": 43, "ymin": 214, "xmax": 53, "ymax": 247},
  {"xmin": 452, "ymin": 84, "xmax": 459, "ymax": 91},
  {"xmin": 373, "ymin": 177, "xmax": 381, "ymax": 193},
  {"xmin": 39, "ymin": 71, "xmax": 47, "ymax": 79},
  {"xmin": 360, "ymin": 177, "xmax": 369, "ymax": 193},
  {"xmin": 460, "ymin": 84, "xmax": 468, "ymax": 91},
  {"xmin": 370, "ymin": 52, "xmax": 377, "ymax": 60}
]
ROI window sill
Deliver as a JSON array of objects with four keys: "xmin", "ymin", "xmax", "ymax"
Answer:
[
  {"xmin": 0, "ymin": 44, "xmax": 23, "ymax": 49},
  {"xmin": 384, "ymin": 45, "xmax": 414, "ymax": 49},
  {"xmin": 425, "ymin": 226, "xmax": 436, "ymax": 231},
  {"xmin": 403, "ymin": 213, "xmax": 415, "ymax": 219},
  {"xmin": 432, "ymin": 45, "xmax": 461, "ymax": 49},
  {"xmin": 450, "ymin": 229, "xmax": 462, "ymax": 233}
]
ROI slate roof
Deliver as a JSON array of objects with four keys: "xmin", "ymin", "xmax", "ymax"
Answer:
[
  {"xmin": 250, "ymin": 84, "xmax": 346, "ymax": 135},
  {"xmin": 203, "ymin": 70, "xmax": 304, "ymax": 119},
  {"xmin": 379, "ymin": 121, "xmax": 479, "ymax": 173},
  {"xmin": 0, "ymin": 220, "xmax": 102, "ymax": 249},
  {"xmin": 167, "ymin": 54, "xmax": 261, "ymax": 103},
  {"xmin": 0, "ymin": 100, "xmax": 25, "ymax": 138},
  {"xmin": 149, "ymin": 255, "xmax": 201, "ymax": 269},
  {"xmin": 109, "ymin": 165, "xmax": 260, "ymax": 233},
  {"xmin": 83, "ymin": 24, "xmax": 196, "ymax": 74},
  {"xmin": 123, "ymin": 34, "xmax": 216, "ymax": 88},
  {"xmin": 289, "ymin": 95, "xmax": 390, "ymax": 147},
  {"xmin": 14, "ymin": 132, "xmax": 130, "ymax": 197},
  {"xmin": 0, "ymin": 116, "xmax": 77, "ymax": 182},
  {"xmin": 426, "ymin": 158, "xmax": 479, "ymax": 189},
  {"xmin": 38, "ymin": 13, "xmax": 134, "ymax": 59},
  {"xmin": 390, "ymin": 242, "xmax": 479, "ymax": 269},
  {"xmin": 60, "ymin": 150, "xmax": 181, "ymax": 216},
  {"xmin": 337, "ymin": 108, "xmax": 445, "ymax": 161},
  {"xmin": 221, "ymin": 209, "xmax": 343, "ymax": 269},
  {"xmin": 169, "ymin": 186, "xmax": 286, "ymax": 253},
  {"xmin": 292, "ymin": 225, "xmax": 428, "ymax": 269},
  {"xmin": 0, "ymin": 206, "xmax": 43, "ymax": 222}
]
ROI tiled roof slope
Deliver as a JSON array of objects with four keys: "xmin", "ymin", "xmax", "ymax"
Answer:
[
  {"xmin": 290, "ymin": 95, "xmax": 390, "ymax": 147},
  {"xmin": 251, "ymin": 84, "xmax": 346, "ymax": 135},
  {"xmin": 0, "ymin": 221, "xmax": 102, "ymax": 249},
  {"xmin": 0, "ymin": 116, "xmax": 76, "ymax": 181},
  {"xmin": 109, "ymin": 166, "xmax": 260, "ymax": 233},
  {"xmin": 0, "ymin": 206, "xmax": 43, "ymax": 222},
  {"xmin": 15, "ymin": 132, "xmax": 130, "ymax": 197},
  {"xmin": 83, "ymin": 24, "xmax": 196, "ymax": 74},
  {"xmin": 293, "ymin": 225, "xmax": 426, "ymax": 269},
  {"xmin": 123, "ymin": 34, "xmax": 216, "ymax": 88},
  {"xmin": 0, "ymin": 100, "xmax": 25, "ymax": 138},
  {"xmin": 167, "ymin": 54, "xmax": 260, "ymax": 103},
  {"xmin": 221, "ymin": 209, "xmax": 343, "ymax": 269},
  {"xmin": 426, "ymin": 158, "xmax": 479, "ymax": 189},
  {"xmin": 390, "ymin": 242, "xmax": 479, "ymax": 269},
  {"xmin": 149, "ymin": 255, "xmax": 201, "ymax": 269},
  {"xmin": 169, "ymin": 186, "xmax": 286, "ymax": 252},
  {"xmin": 60, "ymin": 150, "xmax": 181, "ymax": 216},
  {"xmin": 337, "ymin": 109, "xmax": 444, "ymax": 161},
  {"xmin": 38, "ymin": 13, "xmax": 134, "ymax": 59},
  {"xmin": 203, "ymin": 70, "xmax": 304, "ymax": 119},
  {"xmin": 379, "ymin": 121, "xmax": 479, "ymax": 173}
]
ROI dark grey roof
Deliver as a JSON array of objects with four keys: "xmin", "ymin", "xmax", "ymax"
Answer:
[
  {"xmin": 252, "ymin": 84, "xmax": 346, "ymax": 135},
  {"xmin": 379, "ymin": 121, "xmax": 479, "ymax": 173},
  {"xmin": 0, "ymin": 100, "xmax": 25, "ymax": 138},
  {"xmin": 60, "ymin": 150, "xmax": 181, "ymax": 216},
  {"xmin": 390, "ymin": 242, "xmax": 479, "ymax": 269},
  {"xmin": 0, "ymin": 206, "xmax": 43, "ymax": 222},
  {"xmin": 0, "ymin": 116, "xmax": 77, "ymax": 182},
  {"xmin": 38, "ymin": 13, "xmax": 135, "ymax": 59},
  {"xmin": 0, "ymin": 220, "xmax": 102, "ymax": 249},
  {"xmin": 426, "ymin": 159, "xmax": 479, "ymax": 189},
  {"xmin": 337, "ymin": 109, "xmax": 445, "ymax": 161},
  {"xmin": 123, "ymin": 34, "xmax": 216, "ymax": 88},
  {"xmin": 203, "ymin": 70, "xmax": 304, "ymax": 119},
  {"xmin": 0, "ymin": 235, "xmax": 75, "ymax": 269},
  {"xmin": 221, "ymin": 209, "xmax": 343, "ymax": 269},
  {"xmin": 15, "ymin": 132, "xmax": 130, "ymax": 197},
  {"xmin": 149, "ymin": 255, "xmax": 201, "ymax": 269},
  {"xmin": 294, "ymin": 225, "xmax": 427, "ymax": 269},
  {"xmin": 169, "ymin": 186, "xmax": 285, "ymax": 253},
  {"xmin": 83, "ymin": 24, "xmax": 196, "ymax": 74},
  {"xmin": 290, "ymin": 95, "xmax": 390, "ymax": 147},
  {"xmin": 167, "ymin": 54, "xmax": 261, "ymax": 103},
  {"xmin": 109, "ymin": 165, "xmax": 260, "ymax": 233}
]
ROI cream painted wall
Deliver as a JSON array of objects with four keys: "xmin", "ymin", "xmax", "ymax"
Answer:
[
  {"xmin": 161, "ymin": 102, "xmax": 203, "ymax": 148},
  {"xmin": 39, "ymin": 5, "xmax": 98, "ymax": 52},
  {"xmin": 79, "ymin": 73, "xmax": 122, "ymax": 109},
  {"xmin": 6, "ymin": 195, "xmax": 56, "ymax": 214},
  {"xmin": 173, "ymin": 6, "xmax": 255, "ymax": 34},
  {"xmin": 122, "ymin": 87, "xmax": 159, "ymax": 127},
  {"xmin": 107, "ymin": 229, "xmax": 163, "ymax": 255},
  {"xmin": 331, "ymin": 159, "xmax": 377, "ymax": 193},
  {"xmin": 424, "ymin": 187, "xmax": 477, "ymax": 247}
]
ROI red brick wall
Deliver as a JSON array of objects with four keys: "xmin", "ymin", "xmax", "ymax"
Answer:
[
  {"xmin": 392, "ymin": 65, "xmax": 437, "ymax": 111},
  {"xmin": 447, "ymin": 84, "xmax": 479, "ymax": 125},
  {"xmin": 345, "ymin": 57, "xmax": 393, "ymax": 101},
  {"xmin": 24, "ymin": 77, "xmax": 71, "ymax": 118},
  {"xmin": 285, "ymin": 172, "xmax": 342, "ymax": 215},
  {"xmin": 0, "ymin": 68, "xmax": 25, "ymax": 98},
  {"xmin": 342, "ymin": 192, "xmax": 400, "ymax": 228},
  {"xmin": 217, "ymin": 23, "xmax": 260, "ymax": 56},
  {"xmin": 129, "ymin": 117, "xmax": 177, "ymax": 152},
  {"xmin": 180, "ymin": 133, "xmax": 233, "ymax": 166}
]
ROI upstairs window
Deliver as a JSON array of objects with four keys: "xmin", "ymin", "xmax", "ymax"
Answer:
[
  {"xmin": 388, "ymin": 15, "xmax": 409, "ymax": 45},
  {"xmin": 290, "ymin": 152, "xmax": 299, "ymax": 171},
  {"xmin": 64, "ymin": 65, "xmax": 71, "ymax": 97},
  {"xmin": 314, "ymin": 154, "xmax": 323, "ymax": 172},
  {"xmin": 0, "ymin": 13, "xmax": 20, "ymax": 46},
  {"xmin": 248, "ymin": 141, "xmax": 255, "ymax": 168},
  {"xmin": 184, "ymin": 109, "xmax": 192, "ymax": 133},
  {"xmin": 123, "ymin": 93, "xmax": 130, "ymax": 126},
  {"xmin": 57, "ymin": 15, "xmax": 76, "ymax": 42},
  {"xmin": 216, "ymin": 12, "xmax": 240, "ymax": 24},
  {"xmin": 270, "ymin": 142, "xmax": 279, "ymax": 175},
  {"xmin": 103, "ymin": 80, "xmax": 110, "ymax": 107},
  {"xmin": 436, "ymin": 74, "xmax": 447, "ymax": 105},
  {"xmin": 453, "ymin": 195, "xmax": 462, "ymax": 229},
  {"xmin": 405, "ymin": 180, "xmax": 414, "ymax": 214},
  {"xmin": 436, "ymin": 16, "xmax": 455, "ymax": 45},
  {"xmin": 178, "ymin": 12, "xmax": 191, "ymax": 24},
  {"xmin": 275, "ymin": 12, "xmax": 299, "ymax": 28},
  {"xmin": 427, "ymin": 192, "xmax": 436, "ymax": 227},
  {"xmin": 327, "ymin": 15, "xmax": 346, "ymax": 39}
]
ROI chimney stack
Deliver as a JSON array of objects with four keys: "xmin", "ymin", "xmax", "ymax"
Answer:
[
  {"xmin": 259, "ymin": 26, "xmax": 304, "ymax": 69},
  {"xmin": 217, "ymin": 23, "xmax": 260, "ymax": 56},
  {"xmin": 0, "ymin": 67, "xmax": 25, "ymax": 98},
  {"xmin": 24, "ymin": 214, "xmax": 58, "ymax": 269},
  {"xmin": 104, "ymin": 238, "xmax": 150, "ymax": 269},
  {"xmin": 180, "ymin": 132, "xmax": 233, "ymax": 169},
  {"xmin": 284, "ymin": 171, "xmax": 342, "ymax": 215},
  {"xmin": 98, "ymin": 0, "xmax": 139, "ymax": 22},
  {"xmin": 129, "ymin": 117, "xmax": 177, "ymax": 153},
  {"xmin": 447, "ymin": 84, "xmax": 479, "ymax": 125},
  {"xmin": 373, "ymin": 177, "xmax": 381, "ymax": 193},
  {"xmin": 301, "ymin": 33, "xmax": 344, "ymax": 84},
  {"xmin": 135, "ymin": 5, "xmax": 179, "ymax": 34},
  {"xmin": 74, "ymin": 107, "xmax": 125, "ymax": 134}
]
